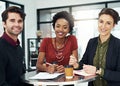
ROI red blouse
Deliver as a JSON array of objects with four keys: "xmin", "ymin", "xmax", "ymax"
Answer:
[{"xmin": 39, "ymin": 35, "xmax": 78, "ymax": 66}]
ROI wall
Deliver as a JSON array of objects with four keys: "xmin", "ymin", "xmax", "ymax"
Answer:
[
  {"xmin": 6, "ymin": 0, "xmax": 116, "ymax": 68},
  {"xmin": 6, "ymin": 0, "xmax": 37, "ymax": 68},
  {"xmin": 35, "ymin": 0, "xmax": 115, "ymax": 8}
]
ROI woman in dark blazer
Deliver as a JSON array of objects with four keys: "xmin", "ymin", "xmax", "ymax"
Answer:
[{"xmin": 69, "ymin": 8, "xmax": 120, "ymax": 86}]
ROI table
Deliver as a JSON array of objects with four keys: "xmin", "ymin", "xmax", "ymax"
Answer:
[{"xmin": 25, "ymin": 71, "xmax": 96, "ymax": 86}]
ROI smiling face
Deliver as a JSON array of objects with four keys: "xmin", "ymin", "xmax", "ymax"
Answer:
[
  {"xmin": 54, "ymin": 18, "xmax": 70, "ymax": 39},
  {"xmin": 98, "ymin": 14, "xmax": 115, "ymax": 38},
  {"xmin": 3, "ymin": 12, "xmax": 23, "ymax": 39}
]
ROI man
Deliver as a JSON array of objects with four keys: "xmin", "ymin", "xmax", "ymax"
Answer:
[{"xmin": 0, "ymin": 6, "xmax": 32, "ymax": 86}]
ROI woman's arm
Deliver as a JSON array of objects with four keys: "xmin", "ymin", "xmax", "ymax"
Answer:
[
  {"xmin": 69, "ymin": 49, "xmax": 79, "ymax": 69},
  {"xmin": 72, "ymin": 49, "xmax": 78, "ymax": 61},
  {"xmin": 36, "ymin": 52, "xmax": 46, "ymax": 72},
  {"xmin": 36, "ymin": 52, "xmax": 56, "ymax": 73}
]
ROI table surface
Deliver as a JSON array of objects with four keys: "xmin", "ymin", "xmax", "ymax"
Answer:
[{"xmin": 25, "ymin": 71, "xmax": 96, "ymax": 86}]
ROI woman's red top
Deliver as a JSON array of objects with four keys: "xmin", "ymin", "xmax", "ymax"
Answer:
[{"xmin": 39, "ymin": 35, "xmax": 78, "ymax": 66}]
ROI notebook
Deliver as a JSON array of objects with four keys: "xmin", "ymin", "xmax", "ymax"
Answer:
[
  {"xmin": 73, "ymin": 70, "xmax": 95, "ymax": 76},
  {"xmin": 29, "ymin": 72, "xmax": 63, "ymax": 79}
]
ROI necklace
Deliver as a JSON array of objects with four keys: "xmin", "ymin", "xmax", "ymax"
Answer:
[
  {"xmin": 54, "ymin": 37, "xmax": 67, "ymax": 62},
  {"xmin": 55, "ymin": 48, "xmax": 65, "ymax": 62}
]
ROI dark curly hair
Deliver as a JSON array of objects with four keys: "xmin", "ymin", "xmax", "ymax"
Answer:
[
  {"xmin": 52, "ymin": 11, "xmax": 74, "ymax": 33},
  {"xmin": 99, "ymin": 8, "xmax": 119, "ymax": 24}
]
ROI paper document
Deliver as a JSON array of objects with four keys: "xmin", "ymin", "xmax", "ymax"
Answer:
[
  {"xmin": 74, "ymin": 70, "xmax": 94, "ymax": 76},
  {"xmin": 29, "ymin": 72, "xmax": 63, "ymax": 79}
]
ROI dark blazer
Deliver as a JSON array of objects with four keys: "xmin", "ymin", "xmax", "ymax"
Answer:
[{"xmin": 79, "ymin": 34, "xmax": 120, "ymax": 86}]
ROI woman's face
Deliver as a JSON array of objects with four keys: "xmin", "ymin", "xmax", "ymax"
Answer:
[
  {"xmin": 54, "ymin": 18, "xmax": 70, "ymax": 39},
  {"xmin": 98, "ymin": 14, "xmax": 115, "ymax": 37}
]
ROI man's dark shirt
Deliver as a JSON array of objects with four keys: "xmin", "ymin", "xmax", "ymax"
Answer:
[{"xmin": 0, "ymin": 32, "xmax": 26, "ymax": 86}]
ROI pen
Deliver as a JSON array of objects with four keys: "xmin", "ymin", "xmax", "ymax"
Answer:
[
  {"xmin": 46, "ymin": 62, "xmax": 58, "ymax": 67},
  {"xmin": 46, "ymin": 62, "xmax": 52, "ymax": 66}
]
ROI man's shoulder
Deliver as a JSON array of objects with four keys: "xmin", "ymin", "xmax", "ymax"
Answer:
[
  {"xmin": 0, "ymin": 38, "xmax": 9, "ymax": 50},
  {"xmin": 0, "ymin": 38, "xmax": 5, "ymax": 46}
]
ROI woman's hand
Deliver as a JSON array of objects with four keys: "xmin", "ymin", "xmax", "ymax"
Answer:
[
  {"xmin": 83, "ymin": 64, "xmax": 96, "ymax": 75},
  {"xmin": 46, "ymin": 65, "xmax": 56, "ymax": 74},
  {"xmin": 56, "ymin": 65, "xmax": 64, "ymax": 73},
  {"xmin": 69, "ymin": 55, "xmax": 78, "ymax": 69}
]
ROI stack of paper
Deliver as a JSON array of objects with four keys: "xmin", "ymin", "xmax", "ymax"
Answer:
[
  {"xmin": 29, "ymin": 72, "xmax": 63, "ymax": 79},
  {"xmin": 73, "ymin": 70, "xmax": 94, "ymax": 76}
]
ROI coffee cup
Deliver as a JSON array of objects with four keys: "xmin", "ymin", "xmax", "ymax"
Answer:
[{"xmin": 64, "ymin": 65, "xmax": 73, "ymax": 79}]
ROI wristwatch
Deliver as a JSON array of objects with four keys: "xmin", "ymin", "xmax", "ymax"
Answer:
[{"xmin": 96, "ymin": 67, "xmax": 101, "ymax": 75}]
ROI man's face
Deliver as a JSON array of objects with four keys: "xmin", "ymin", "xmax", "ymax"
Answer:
[{"xmin": 3, "ymin": 12, "xmax": 23, "ymax": 37}]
